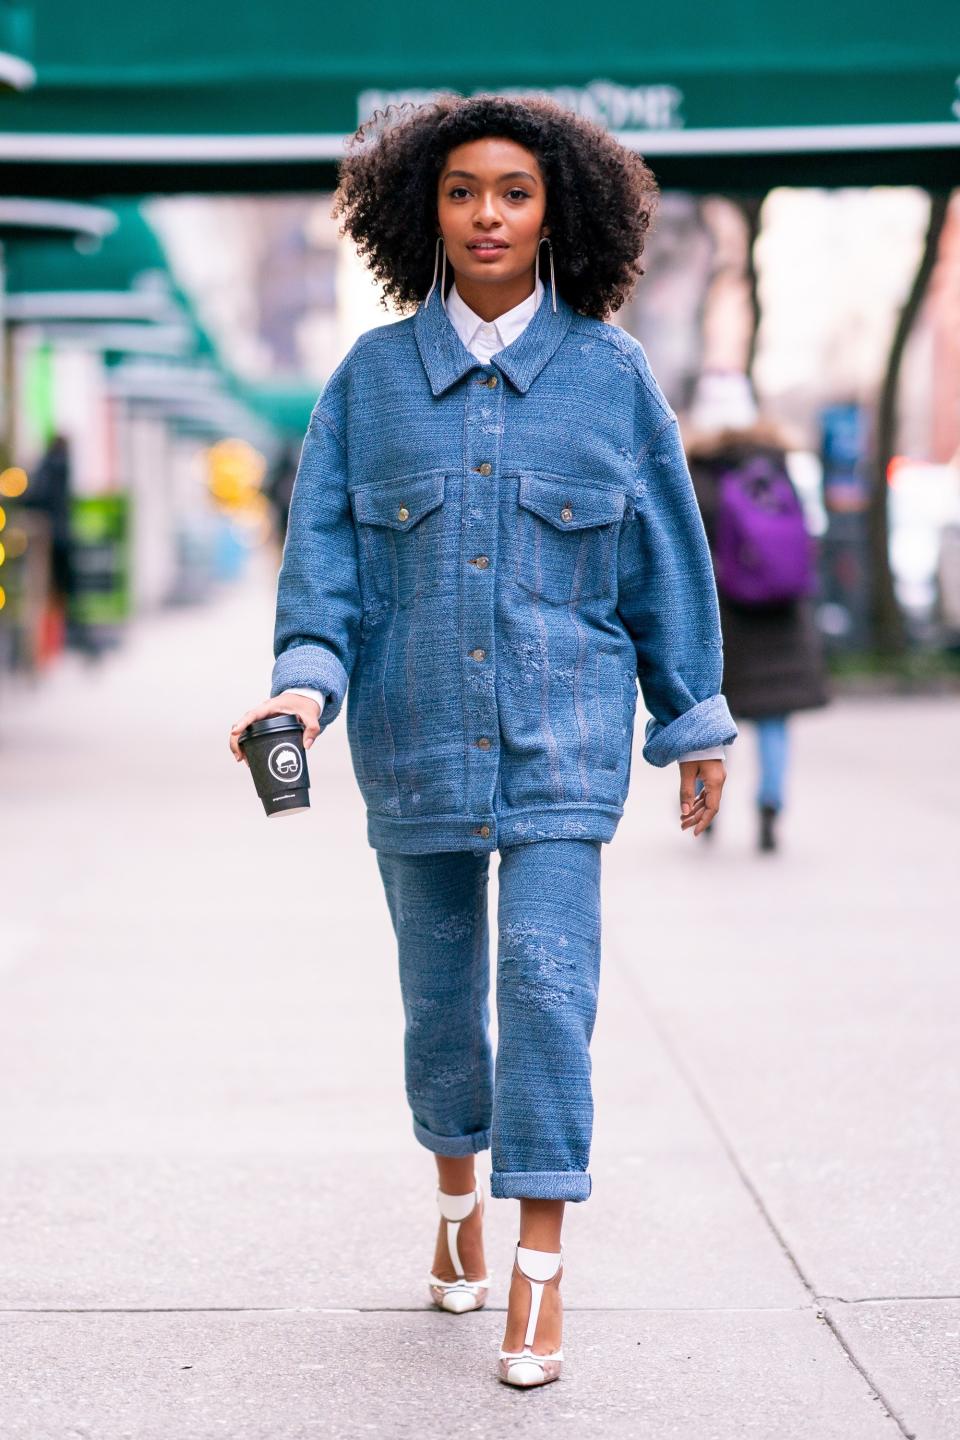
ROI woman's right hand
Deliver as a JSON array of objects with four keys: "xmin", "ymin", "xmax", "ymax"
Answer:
[{"xmin": 229, "ymin": 691, "xmax": 322, "ymax": 764}]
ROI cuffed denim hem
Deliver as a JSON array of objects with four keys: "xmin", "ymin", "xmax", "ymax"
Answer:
[
  {"xmin": 642, "ymin": 693, "xmax": 739, "ymax": 768},
  {"xmin": 413, "ymin": 1118, "xmax": 491, "ymax": 1157},
  {"xmin": 491, "ymin": 1170, "xmax": 592, "ymax": 1202}
]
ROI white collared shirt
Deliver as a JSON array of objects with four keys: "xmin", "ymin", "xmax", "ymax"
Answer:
[
  {"xmin": 290, "ymin": 273, "xmax": 724, "ymax": 766},
  {"xmin": 445, "ymin": 274, "xmax": 544, "ymax": 364}
]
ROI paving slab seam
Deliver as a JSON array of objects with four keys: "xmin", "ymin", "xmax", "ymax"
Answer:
[
  {"xmin": 0, "ymin": 1307, "xmax": 363, "ymax": 1316},
  {"xmin": 821, "ymin": 1294, "xmax": 960, "ymax": 1306},
  {"xmin": 0, "ymin": 1303, "xmax": 818, "ymax": 1316},
  {"xmin": 820, "ymin": 1308, "xmax": 918, "ymax": 1440},
  {"xmin": 611, "ymin": 942, "xmax": 915, "ymax": 1440}
]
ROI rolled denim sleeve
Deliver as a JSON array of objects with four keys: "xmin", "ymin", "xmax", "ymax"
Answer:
[
  {"xmin": 270, "ymin": 403, "xmax": 361, "ymax": 731},
  {"xmin": 617, "ymin": 414, "xmax": 738, "ymax": 766}
]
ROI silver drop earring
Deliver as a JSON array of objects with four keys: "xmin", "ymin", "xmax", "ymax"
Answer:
[
  {"xmin": 538, "ymin": 236, "xmax": 557, "ymax": 313},
  {"xmin": 425, "ymin": 235, "xmax": 448, "ymax": 311}
]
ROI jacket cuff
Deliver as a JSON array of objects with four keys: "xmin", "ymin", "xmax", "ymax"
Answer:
[
  {"xmin": 271, "ymin": 646, "xmax": 348, "ymax": 729},
  {"xmin": 643, "ymin": 695, "xmax": 738, "ymax": 768}
]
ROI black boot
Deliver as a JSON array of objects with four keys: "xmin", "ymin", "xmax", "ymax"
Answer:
[{"xmin": 758, "ymin": 804, "xmax": 779, "ymax": 853}]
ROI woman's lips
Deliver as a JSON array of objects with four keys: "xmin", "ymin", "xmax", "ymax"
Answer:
[{"xmin": 467, "ymin": 239, "xmax": 509, "ymax": 256}]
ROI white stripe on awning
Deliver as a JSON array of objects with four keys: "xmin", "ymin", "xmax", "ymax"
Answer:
[
  {"xmin": 23, "ymin": 321, "xmax": 195, "ymax": 355},
  {"xmin": 0, "ymin": 122, "xmax": 956, "ymax": 163},
  {"xmin": 619, "ymin": 121, "xmax": 960, "ymax": 154},
  {"xmin": 0, "ymin": 199, "xmax": 117, "ymax": 236},
  {"xmin": 5, "ymin": 291, "xmax": 183, "ymax": 322},
  {"xmin": 0, "ymin": 53, "xmax": 36, "ymax": 91}
]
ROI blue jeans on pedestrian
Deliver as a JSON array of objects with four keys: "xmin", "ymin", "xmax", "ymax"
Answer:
[
  {"xmin": 375, "ymin": 839, "xmax": 602, "ymax": 1202},
  {"xmin": 755, "ymin": 715, "xmax": 789, "ymax": 811}
]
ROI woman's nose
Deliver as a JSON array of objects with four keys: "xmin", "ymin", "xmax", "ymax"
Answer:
[{"xmin": 474, "ymin": 195, "xmax": 501, "ymax": 226}]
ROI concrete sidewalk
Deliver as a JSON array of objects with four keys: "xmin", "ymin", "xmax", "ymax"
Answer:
[{"xmin": 0, "ymin": 555, "xmax": 956, "ymax": 1438}]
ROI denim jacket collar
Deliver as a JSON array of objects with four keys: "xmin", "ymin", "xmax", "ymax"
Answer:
[{"xmin": 413, "ymin": 281, "xmax": 574, "ymax": 397}]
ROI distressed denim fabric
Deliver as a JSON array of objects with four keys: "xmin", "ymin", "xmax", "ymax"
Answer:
[
  {"xmin": 376, "ymin": 838, "xmax": 602, "ymax": 1202},
  {"xmin": 271, "ymin": 285, "xmax": 737, "ymax": 854}
]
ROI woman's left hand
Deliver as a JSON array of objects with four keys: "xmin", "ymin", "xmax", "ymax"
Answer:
[{"xmin": 678, "ymin": 758, "xmax": 726, "ymax": 837}]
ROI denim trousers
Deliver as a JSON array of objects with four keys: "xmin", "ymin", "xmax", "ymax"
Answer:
[
  {"xmin": 755, "ymin": 715, "xmax": 790, "ymax": 810},
  {"xmin": 375, "ymin": 838, "xmax": 602, "ymax": 1202}
]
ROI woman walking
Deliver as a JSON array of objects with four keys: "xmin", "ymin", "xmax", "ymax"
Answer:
[
  {"xmin": 685, "ymin": 372, "xmax": 829, "ymax": 852},
  {"xmin": 229, "ymin": 94, "xmax": 736, "ymax": 1387}
]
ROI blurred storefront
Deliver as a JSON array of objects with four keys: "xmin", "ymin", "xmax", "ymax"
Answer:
[{"xmin": 0, "ymin": 198, "xmax": 304, "ymax": 694}]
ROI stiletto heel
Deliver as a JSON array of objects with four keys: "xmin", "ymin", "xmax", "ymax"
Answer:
[
  {"xmin": 498, "ymin": 1245, "xmax": 564, "ymax": 1387},
  {"xmin": 427, "ymin": 1179, "xmax": 489, "ymax": 1314}
]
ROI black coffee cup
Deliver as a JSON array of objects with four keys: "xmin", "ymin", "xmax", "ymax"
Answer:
[{"xmin": 238, "ymin": 714, "xmax": 311, "ymax": 817}]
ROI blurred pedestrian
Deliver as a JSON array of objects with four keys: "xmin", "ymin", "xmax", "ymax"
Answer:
[
  {"xmin": 230, "ymin": 96, "xmax": 737, "ymax": 1387},
  {"xmin": 684, "ymin": 372, "xmax": 829, "ymax": 852},
  {"xmin": 263, "ymin": 441, "xmax": 300, "ymax": 557},
  {"xmin": 21, "ymin": 434, "xmax": 73, "ymax": 607}
]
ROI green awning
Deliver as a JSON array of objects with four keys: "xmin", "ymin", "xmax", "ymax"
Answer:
[
  {"xmin": 3, "ymin": 198, "xmax": 306, "ymax": 444},
  {"xmin": 0, "ymin": 1, "xmax": 957, "ymax": 191},
  {"xmin": 2, "ymin": 199, "xmax": 225, "ymax": 370},
  {"xmin": 234, "ymin": 382, "xmax": 318, "ymax": 440},
  {"xmin": 2, "ymin": 199, "xmax": 180, "ymax": 318}
]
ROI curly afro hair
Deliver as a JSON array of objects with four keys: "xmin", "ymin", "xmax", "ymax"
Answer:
[{"xmin": 332, "ymin": 93, "xmax": 659, "ymax": 321}]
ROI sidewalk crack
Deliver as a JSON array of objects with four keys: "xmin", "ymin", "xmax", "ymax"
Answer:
[{"xmin": 613, "ymin": 948, "xmax": 915, "ymax": 1440}]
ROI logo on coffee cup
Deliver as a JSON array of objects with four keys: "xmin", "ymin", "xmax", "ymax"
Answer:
[{"xmin": 267, "ymin": 742, "xmax": 303, "ymax": 783}]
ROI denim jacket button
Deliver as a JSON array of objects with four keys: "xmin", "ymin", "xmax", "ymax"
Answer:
[
  {"xmin": 486, "ymin": 375, "xmax": 498, "ymax": 388},
  {"xmin": 469, "ymin": 647, "xmax": 486, "ymax": 661},
  {"xmin": 476, "ymin": 737, "xmax": 491, "ymax": 750},
  {"xmin": 475, "ymin": 462, "xmax": 492, "ymax": 476},
  {"xmin": 472, "ymin": 555, "xmax": 490, "ymax": 569},
  {"xmin": 560, "ymin": 504, "xmax": 574, "ymax": 522},
  {"xmin": 475, "ymin": 824, "xmax": 491, "ymax": 838},
  {"xmin": 397, "ymin": 505, "xmax": 409, "ymax": 521}
]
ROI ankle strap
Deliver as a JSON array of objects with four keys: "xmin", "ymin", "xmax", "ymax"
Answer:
[
  {"xmin": 436, "ymin": 1184, "xmax": 480, "ymax": 1222},
  {"xmin": 516, "ymin": 1245, "xmax": 562, "ymax": 1283}
]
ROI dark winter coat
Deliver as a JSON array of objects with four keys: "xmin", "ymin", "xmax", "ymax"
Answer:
[{"xmin": 687, "ymin": 429, "xmax": 829, "ymax": 721}]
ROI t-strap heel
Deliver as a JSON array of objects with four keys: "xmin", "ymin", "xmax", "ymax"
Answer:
[
  {"xmin": 497, "ymin": 1245, "xmax": 564, "ymax": 1387},
  {"xmin": 427, "ymin": 1181, "xmax": 489, "ymax": 1314}
]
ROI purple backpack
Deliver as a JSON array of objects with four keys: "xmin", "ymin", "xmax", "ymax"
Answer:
[{"xmin": 713, "ymin": 455, "xmax": 814, "ymax": 606}]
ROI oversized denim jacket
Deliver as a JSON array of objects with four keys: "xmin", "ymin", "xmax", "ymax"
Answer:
[{"xmin": 270, "ymin": 286, "xmax": 737, "ymax": 854}]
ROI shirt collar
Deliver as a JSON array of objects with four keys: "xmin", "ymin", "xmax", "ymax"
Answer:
[
  {"xmin": 445, "ymin": 275, "xmax": 545, "ymax": 356},
  {"xmin": 414, "ymin": 275, "xmax": 572, "ymax": 397}
]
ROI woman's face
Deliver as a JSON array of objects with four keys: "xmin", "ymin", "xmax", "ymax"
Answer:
[{"xmin": 436, "ymin": 137, "xmax": 548, "ymax": 291}]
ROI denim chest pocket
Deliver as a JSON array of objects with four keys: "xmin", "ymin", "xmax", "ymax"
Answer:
[
  {"xmin": 515, "ymin": 475, "xmax": 626, "ymax": 605},
  {"xmin": 350, "ymin": 472, "xmax": 449, "ymax": 612}
]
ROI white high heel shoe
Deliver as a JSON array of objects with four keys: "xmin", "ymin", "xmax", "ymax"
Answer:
[
  {"xmin": 427, "ymin": 1179, "xmax": 489, "ymax": 1314},
  {"xmin": 498, "ymin": 1245, "xmax": 564, "ymax": 1387}
]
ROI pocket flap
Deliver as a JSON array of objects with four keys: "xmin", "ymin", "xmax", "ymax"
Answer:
[
  {"xmin": 518, "ymin": 476, "xmax": 625, "ymax": 531},
  {"xmin": 351, "ymin": 473, "xmax": 445, "ymax": 530}
]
